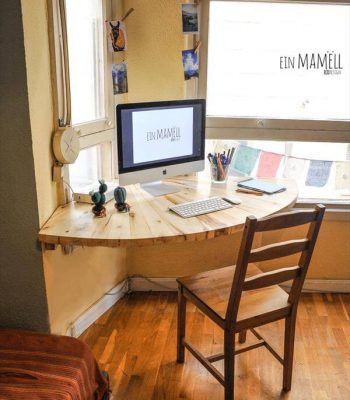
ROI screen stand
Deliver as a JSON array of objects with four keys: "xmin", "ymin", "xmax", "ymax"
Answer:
[{"xmin": 140, "ymin": 181, "xmax": 181, "ymax": 197}]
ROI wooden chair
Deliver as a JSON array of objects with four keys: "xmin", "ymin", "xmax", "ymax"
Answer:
[{"xmin": 176, "ymin": 205, "xmax": 325, "ymax": 400}]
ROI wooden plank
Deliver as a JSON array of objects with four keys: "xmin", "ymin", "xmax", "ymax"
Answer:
[
  {"xmin": 243, "ymin": 266, "xmax": 301, "ymax": 291},
  {"xmin": 249, "ymin": 239, "xmax": 309, "ymax": 263},
  {"xmin": 81, "ymin": 292, "xmax": 350, "ymax": 400},
  {"xmin": 80, "ymin": 293, "xmax": 350, "ymax": 400},
  {"xmin": 38, "ymin": 176, "xmax": 298, "ymax": 247},
  {"xmin": 256, "ymin": 210, "xmax": 317, "ymax": 232}
]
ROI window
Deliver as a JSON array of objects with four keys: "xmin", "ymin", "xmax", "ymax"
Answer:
[
  {"xmin": 68, "ymin": 146, "xmax": 101, "ymax": 191},
  {"xmin": 68, "ymin": 141, "xmax": 114, "ymax": 192},
  {"xmin": 200, "ymin": 0, "xmax": 350, "ymax": 142},
  {"xmin": 200, "ymin": 1, "xmax": 350, "ymax": 203},
  {"xmin": 65, "ymin": 0, "xmax": 105, "ymax": 126},
  {"xmin": 49, "ymin": 0, "xmax": 115, "ymax": 195}
]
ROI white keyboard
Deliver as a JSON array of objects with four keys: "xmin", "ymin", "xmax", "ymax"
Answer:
[{"xmin": 169, "ymin": 197, "xmax": 232, "ymax": 218}]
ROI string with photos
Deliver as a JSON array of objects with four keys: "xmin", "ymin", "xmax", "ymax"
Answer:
[
  {"xmin": 181, "ymin": 1, "xmax": 201, "ymax": 83},
  {"xmin": 108, "ymin": 2, "xmax": 133, "ymax": 94},
  {"xmin": 227, "ymin": 144, "xmax": 350, "ymax": 190},
  {"xmin": 121, "ymin": 8, "xmax": 134, "ymax": 21}
]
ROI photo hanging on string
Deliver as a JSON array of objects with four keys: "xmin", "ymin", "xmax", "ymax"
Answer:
[
  {"xmin": 182, "ymin": 49, "xmax": 199, "ymax": 80},
  {"xmin": 106, "ymin": 20, "xmax": 127, "ymax": 52},
  {"xmin": 181, "ymin": 4, "xmax": 199, "ymax": 34},
  {"xmin": 112, "ymin": 63, "xmax": 128, "ymax": 95}
]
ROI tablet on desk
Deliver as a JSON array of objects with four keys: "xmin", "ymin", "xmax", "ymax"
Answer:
[{"xmin": 237, "ymin": 179, "xmax": 286, "ymax": 195}]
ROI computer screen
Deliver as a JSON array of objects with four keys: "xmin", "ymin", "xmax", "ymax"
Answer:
[{"xmin": 117, "ymin": 99, "xmax": 205, "ymax": 177}]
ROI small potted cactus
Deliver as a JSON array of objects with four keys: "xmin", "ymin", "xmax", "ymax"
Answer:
[
  {"xmin": 89, "ymin": 180, "xmax": 108, "ymax": 217},
  {"xmin": 114, "ymin": 186, "xmax": 130, "ymax": 212}
]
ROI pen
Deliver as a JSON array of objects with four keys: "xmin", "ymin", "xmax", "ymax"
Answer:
[
  {"xmin": 207, "ymin": 148, "xmax": 235, "ymax": 171},
  {"xmin": 217, "ymin": 155, "xmax": 225, "ymax": 178},
  {"xmin": 236, "ymin": 188, "xmax": 263, "ymax": 196}
]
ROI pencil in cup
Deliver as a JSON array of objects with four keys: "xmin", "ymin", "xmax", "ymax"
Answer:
[{"xmin": 207, "ymin": 148, "xmax": 235, "ymax": 182}]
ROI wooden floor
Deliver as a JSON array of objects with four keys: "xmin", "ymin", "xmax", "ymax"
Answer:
[{"xmin": 80, "ymin": 292, "xmax": 350, "ymax": 400}]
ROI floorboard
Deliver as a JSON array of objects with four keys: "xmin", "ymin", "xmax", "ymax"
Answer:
[{"xmin": 80, "ymin": 292, "xmax": 350, "ymax": 400}]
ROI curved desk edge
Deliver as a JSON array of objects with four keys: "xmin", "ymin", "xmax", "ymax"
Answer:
[{"xmin": 38, "ymin": 177, "xmax": 298, "ymax": 249}]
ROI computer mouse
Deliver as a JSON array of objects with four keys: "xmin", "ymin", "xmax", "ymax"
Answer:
[{"xmin": 222, "ymin": 195, "xmax": 242, "ymax": 205}]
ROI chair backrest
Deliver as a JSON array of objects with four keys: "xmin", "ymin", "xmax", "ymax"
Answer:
[{"xmin": 226, "ymin": 205, "xmax": 325, "ymax": 327}]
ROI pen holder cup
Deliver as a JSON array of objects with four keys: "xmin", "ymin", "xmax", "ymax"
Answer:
[{"xmin": 210, "ymin": 163, "xmax": 230, "ymax": 183}]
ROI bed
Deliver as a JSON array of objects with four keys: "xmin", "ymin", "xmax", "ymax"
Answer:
[{"xmin": 0, "ymin": 328, "xmax": 109, "ymax": 400}]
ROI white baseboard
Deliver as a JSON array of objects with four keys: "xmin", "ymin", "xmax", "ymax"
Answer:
[
  {"xmin": 281, "ymin": 279, "xmax": 350, "ymax": 293},
  {"xmin": 130, "ymin": 277, "xmax": 178, "ymax": 291},
  {"xmin": 66, "ymin": 280, "xmax": 127, "ymax": 338},
  {"xmin": 67, "ymin": 277, "xmax": 349, "ymax": 337},
  {"xmin": 130, "ymin": 277, "xmax": 350, "ymax": 294}
]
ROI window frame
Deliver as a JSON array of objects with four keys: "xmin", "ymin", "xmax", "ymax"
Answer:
[
  {"xmin": 198, "ymin": 0, "xmax": 350, "ymax": 143},
  {"xmin": 48, "ymin": 0, "xmax": 116, "ymax": 200},
  {"xmin": 68, "ymin": 0, "xmax": 115, "ymax": 138}
]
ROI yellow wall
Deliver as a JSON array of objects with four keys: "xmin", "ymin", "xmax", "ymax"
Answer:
[
  {"xmin": 123, "ymin": 0, "xmax": 185, "ymax": 103},
  {"xmin": 128, "ymin": 234, "xmax": 243, "ymax": 277},
  {"xmin": 259, "ymin": 216, "xmax": 350, "ymax": 280},
  {"xmin": 128, "ymin": 217, "xmax": 350, "ymax": 281},
  {"xmin": 21, "ymin": 0, "xmax": 128, "ymax": 335},
  {"xmin": 44, "ymin": 247, "xmax": 126, "ymax": 334},
  {"xmin": 21, "ymin": 0, "xmax": 56, "ymax": 226},
  {"xmin": 308, "ymin": 218, "xmax": 350, "ymax": 279},
  {"xmin": 20, "ymin": 0, "xmax": 188, "ymax": 335},
  {"xmin": 21, "ymin": 0, "xmax": 349, "ymax": 335},
  {"xmin": 123, "ymin": 0, "xmax": 350, "ymax": 282}
]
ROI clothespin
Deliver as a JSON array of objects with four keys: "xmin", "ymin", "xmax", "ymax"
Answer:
[
  {"xmin": 121, "ymin": 8, "xmax": 134, "ymax": 22},
  {"xmin": 194, "ymin": 40, "xmax": 202, "ymax": 53}
]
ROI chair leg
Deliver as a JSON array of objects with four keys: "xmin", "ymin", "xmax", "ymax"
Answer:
[
  {"xmin": 238, "ymin": 330, "xmax": 247, "ymax": 343},
  {"xmin": 283, "ymin": 313, "xmax": 297, "ymax": 391},
  {"xmin": 224, "ymin": 330, "xmax": 235, "ymax": 400},
  {"xmin": 177, "ymin": 286, "xmax": 187, "ymax": 363}
]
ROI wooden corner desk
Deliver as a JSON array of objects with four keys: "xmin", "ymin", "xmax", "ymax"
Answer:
[{"xmin": 38, "ymin": 176, "xmax": 298, "ymax": 249}]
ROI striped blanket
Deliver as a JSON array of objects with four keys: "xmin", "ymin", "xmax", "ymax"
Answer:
[{"xmin": 0, "ymin": 329, "xmax": 109, "ymax": 400}]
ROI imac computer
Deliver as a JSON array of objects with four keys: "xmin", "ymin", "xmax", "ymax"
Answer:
[{"xmin": 116, "ymin": 99, "xmax": 206, "ymax": 196}]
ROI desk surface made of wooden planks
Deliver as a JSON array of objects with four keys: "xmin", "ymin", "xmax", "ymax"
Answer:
[{"xmin": 38, "ymin": 176, "xmax": 298, "ymax": 248}]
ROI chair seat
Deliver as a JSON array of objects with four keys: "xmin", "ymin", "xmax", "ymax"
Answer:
[{"xmin": 177, "ymin": 264, "xmax": 291, "ymax": 329}]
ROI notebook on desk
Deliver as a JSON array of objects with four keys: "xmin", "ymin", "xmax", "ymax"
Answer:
[{"xmin": 237, "ymin": 179, "xmax": 286, "ymax": 195}]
